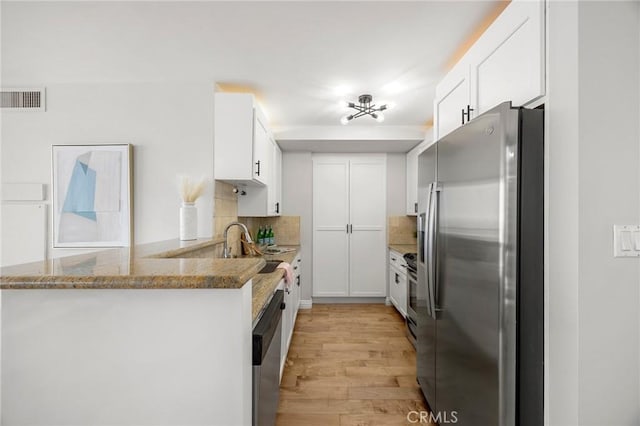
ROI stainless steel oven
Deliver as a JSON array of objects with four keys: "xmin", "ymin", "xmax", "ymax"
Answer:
[{"xmin": 404, "ymin": 253, "xmax": 418, "ymax": 348}]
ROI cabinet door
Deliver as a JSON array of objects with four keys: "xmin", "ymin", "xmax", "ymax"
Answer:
[
  {"xmin": 406, "ymin": 147, "xmax": 419, "ymax": 216},
  {"xmin": 349, "ymin": 157, "xmax": 386, "ymax": 297},
  {"xmin": 470, "ymin": 0, "xmax": 545, "ymax": 114},
  {"xmin": 313, "ymin": 158, "xmax": 350, "ymax": 297},
  {"xmin": 214, "ymin": 93, "xmax": 255, "ymax": 181},
  {"xmin": 272, "ymin": 141, "xmax": 282, "ymax": 216},
  {"xmin": 280, "ymin": 281, "xmax": 291, "ymax": 380},
  {"xmin": 434, "ymin": 63, "xmax": 470, "ymax": 141},
  {"xmin": 389, "ymin": 265, "xmax": 399, "ymax": 308},
  {"xmin": 253, "ymin": 112, "xmax": 270, "ymax": 186}
]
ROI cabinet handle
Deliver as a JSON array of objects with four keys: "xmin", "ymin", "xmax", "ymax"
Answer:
[
  {"xmin": 349, "ymin": 224, "xmax": 353, "ymax": 233},
  {"xmin": 461, "ymin": 105, "xmax": 475, "ymax": 125},
  {"xmin": 294, "ymin": 266, "xmax": 298, "ymax": 270},
  {"xmin": 391, "ymin": 257, "xmax": 397, "ymax": 261},
  {"xmin": 395, "ymin": 273, "xmax": 399, "ymax": 284},
  {"xmin": 276, "ymin": 202, "xmax": 280, "ymax": 214},
  {"xmin": 255, "ymin": 160, "xmax": 261, "ymax": 176},
  {"xmin": 296, "ymin": 276, "xmax": 300, "ymax": 287},
  {"xmin": 414, "ymin": 202, "xmax": 418, "ymax": 213},
  {"xmin": 346, "ymin": 224, "xmax": 349, "ymax": 233}
]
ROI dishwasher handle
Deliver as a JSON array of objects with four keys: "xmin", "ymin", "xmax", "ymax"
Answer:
[{"xmin": 252, "ymin": 290, "xmax": 284, "ymax": 365}]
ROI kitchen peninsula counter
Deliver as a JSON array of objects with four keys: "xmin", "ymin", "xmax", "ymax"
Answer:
[
  {"xmin": 0, "ymin": 237, "xmax": 278, "ymax": 426},
  {"xmin": 0, "ymin": 238, "xmax": 265, "ymax": 289}
]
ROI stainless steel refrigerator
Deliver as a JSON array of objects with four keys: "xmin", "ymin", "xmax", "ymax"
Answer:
[{"xmin": 417, "ymin": 102, "xmax": 543, "ymax": 426}]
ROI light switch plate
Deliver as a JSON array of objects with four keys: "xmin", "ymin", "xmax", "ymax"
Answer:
[{"xmin": 613, "ymin": 225, "xmax": 640, "ymax": 257}]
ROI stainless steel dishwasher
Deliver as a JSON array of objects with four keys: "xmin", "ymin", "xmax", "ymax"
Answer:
[{"xmin": 252, "ymin": 289, "xmax": 284, "ymax": 426}]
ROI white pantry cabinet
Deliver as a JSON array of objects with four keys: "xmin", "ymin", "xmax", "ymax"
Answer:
[
  {"xmin": 312, "ymin": 155, "xmax": 387, "ymax": 298},
  {"xmin": 214, "ymin": 92, "xmax": 271, "ymax": 186},
  {"xmin": 433, "ymin": 0, "xmax": 545, "ymax": 140},
  {"xmin": 406, "ymin": 138, "xmax": 433, "ymax": 216}
]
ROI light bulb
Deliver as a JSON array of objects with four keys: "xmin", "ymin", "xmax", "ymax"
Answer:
[
  {"xmin": 375, "ymin": 113, "xmax": 385, "ymax": 123},
  {"xmin": 340, "ymin": 116, "xmax": 350, "ymax": 125}
]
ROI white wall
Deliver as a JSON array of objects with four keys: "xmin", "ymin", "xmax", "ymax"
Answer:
[
  {"xmin": 0, "ymin": 3, "xmax": 215, "ymax": 262},
  {"xmin": 577, "ymin": 2, "xmax": 639, "ymax": 424},
  {"xmin": 386, "ymin": 153, "xmax": 407, "ymax": 216},
  {"xmin": 1, "ymin": 83, "xmax": 214, "ymax": 260},
  {"xmin": 547, "ymin": 1, "xmax": 640, "ymax": 425},
  {"xmin": 281, "ymin": 151, "xmax": 407, "ymax": 301},
  {"xmin": 282, "ymin": 152, "xmax": 313, "ymax": 301}
]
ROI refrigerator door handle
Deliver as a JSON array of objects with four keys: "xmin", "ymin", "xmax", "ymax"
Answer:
[
  {"xmin": 426, "ymin": 182, "xmax": 440, "ymax": 320},
  {"xmin": 418, "ymin": 191, "xmax": 431, "ymax": 318}
]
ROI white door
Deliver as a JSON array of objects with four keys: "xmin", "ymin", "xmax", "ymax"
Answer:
[
  {"xmin": 349, "ymin": 157, "xmax": 387, "ymax": 297},
  {"xmin": 312, "ymin": 157, "xmax": 350, "ymax": 297}
]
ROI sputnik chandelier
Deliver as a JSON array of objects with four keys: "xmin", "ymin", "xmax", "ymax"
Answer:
[{"xmin": 340, "ymin": 94, "xmax": 390, "ymax": 124}]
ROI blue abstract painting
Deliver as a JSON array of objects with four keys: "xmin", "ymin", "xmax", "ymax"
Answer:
[
  {"xmin": 62, "ymin": 158, "xmax": 97, "ymax": 221},
  {"xmin": 53, "ymin": 145, "xmax": 131, "ymax": 247}
]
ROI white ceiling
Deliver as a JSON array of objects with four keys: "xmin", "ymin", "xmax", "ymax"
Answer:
[
  {"xmin": 207, "ymin": 1, "xmax": 499, "ymax": 128},
  {"xmin": 2, "ymin": 0, "xmax": 500, "ymax": 151}
]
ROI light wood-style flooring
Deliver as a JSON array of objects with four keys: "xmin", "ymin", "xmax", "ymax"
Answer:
[{"xmin": 276, "ymin": 304, "xmax": 433, "ymax": 426}]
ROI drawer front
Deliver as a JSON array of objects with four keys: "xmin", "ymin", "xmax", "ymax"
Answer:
[{"xmin": 388, "ymin": 249, "xmax": 407, "ymax": 270}]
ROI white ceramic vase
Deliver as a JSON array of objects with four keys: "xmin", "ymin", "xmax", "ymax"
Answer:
[{"xmin": 180, "ymin": 202, "xmax": 197, "ymax": 241}]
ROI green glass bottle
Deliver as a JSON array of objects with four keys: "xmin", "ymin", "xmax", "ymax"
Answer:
[
  {"xmin": 257, "ymin": 226, "xmax": 264, "ymax": 245},
  {"xmin": 268, "ymin": 226, "xmax": 274, "ymax": 246}
]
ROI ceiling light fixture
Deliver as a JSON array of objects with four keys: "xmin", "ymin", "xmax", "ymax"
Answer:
[{"xmin": 340, "ymin": 94, "xmax": 390, "ymax": 124}]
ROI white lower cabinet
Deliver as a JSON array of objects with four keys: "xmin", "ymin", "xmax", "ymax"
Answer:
[
  {"xmin": 388, "ymin": 250, "xmax": 407, "ymax": 317},
  {"xmin": 280, "ymin": 253, "xmax": 302, "ymax": 380}
]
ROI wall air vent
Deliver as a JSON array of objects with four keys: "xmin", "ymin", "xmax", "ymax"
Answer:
[{"xmin": 1, "ymin": 88, "xmax": 45, "ymax": 111}]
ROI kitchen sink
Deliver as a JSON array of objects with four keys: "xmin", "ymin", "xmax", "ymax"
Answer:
[{"xmin": 258, "ymin": 260, "xmax": 284, "ymax": 274}]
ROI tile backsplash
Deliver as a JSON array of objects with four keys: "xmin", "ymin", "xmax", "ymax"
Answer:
[
  {"xmin": 388, "ymin": 216, "xmax": 417, "ymax": 245},
  {"xmin": 213, "ymin": 181, "xmax": 240, "ymax": 257},
  {"xmin": 240, "ymin": 216, "xmax": 300, "ymax": 246},
  {"xmin": 214, "ymin": 181, "xmax": 301, "ymax": 256}
]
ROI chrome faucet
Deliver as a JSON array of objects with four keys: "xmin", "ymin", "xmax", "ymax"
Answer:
[{"xmin": 223, "ymin": 222, "xmax": 253, "ymax": 258}]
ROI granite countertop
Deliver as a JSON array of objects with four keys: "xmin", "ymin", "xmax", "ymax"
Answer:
[
  {"xmin": 0, "ymin": 238, "xmax": 265, "ymax": 290},
  {"xmin": 249, "ymin": 247, "xmax": 300, "ymax": 323},
  {"xmin": 389, "ymin": 244, "xmax": 418, "ymax": 255}
]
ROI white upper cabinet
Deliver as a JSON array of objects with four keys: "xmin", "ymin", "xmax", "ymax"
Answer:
[
  {"xmin": 406, "ymin": 138, "xmax": 433, "ymax": 216},
  {"xmin": 238, "ymin": 137, "xmax": 283, "ymax": 217},
  {"xmin": 272, "ymin": 141, "xmax": 282, "ymax": 216},
  {"xmin": 434, "ymin": 61, "xmax": 471, "ymax": 141},
  {"xmin": 214, "ymin": 92, "xmax": 270, "ymax": 186},
  {"xmin": 433, "ymin": 0, "xmax": 545, "ymax": 140},
  {"xmin": 469, "ymin": 0, "xmax": 545, "ymax": 114},
  {"xmin": 216, "ymin": 92, "xmax": 282, "ymax": 217}
]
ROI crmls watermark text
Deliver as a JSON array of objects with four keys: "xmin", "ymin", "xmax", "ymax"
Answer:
[{"xmin": 407, "ymin": 410, "xmax": 459, "ymax": 424}]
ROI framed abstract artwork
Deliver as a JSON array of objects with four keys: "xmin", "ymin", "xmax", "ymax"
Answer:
[{"xmin": 52, "ymin": 144, "xmax": 132, "ymax": 248}]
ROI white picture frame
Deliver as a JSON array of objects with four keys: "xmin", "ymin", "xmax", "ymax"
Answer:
[{"xmin": 52, "ymin": 144, "xmax": 132, "ymax": 248}]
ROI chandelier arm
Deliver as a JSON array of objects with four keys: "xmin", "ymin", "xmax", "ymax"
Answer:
[{"xmin": 351, "ymin": 110, "xmax": 368, "ymax": 119}]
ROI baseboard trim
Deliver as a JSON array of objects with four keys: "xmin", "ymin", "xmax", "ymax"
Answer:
[
  {"xmin": 385, "ymin": 297, "xmax": 391, "ymax": 306},
  {"xmin": 312, "ymin": 297, "xmax": 387, "ymax": 304},
  {"xmin": 299, "ymin": 299, "xmax": 313, "ymax": 309}
]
